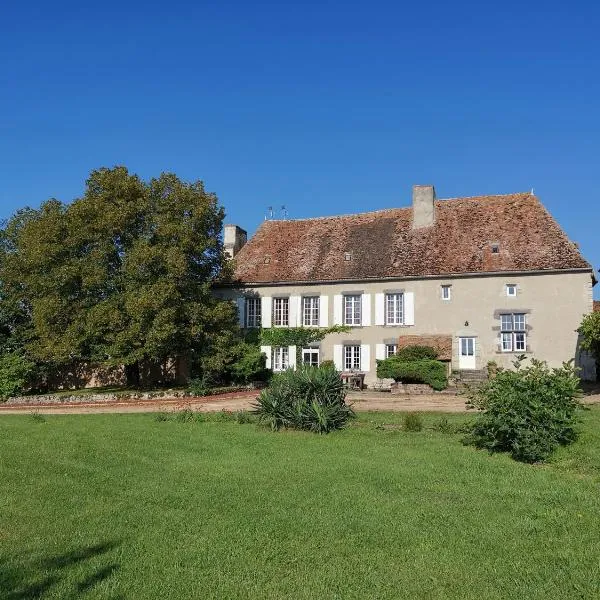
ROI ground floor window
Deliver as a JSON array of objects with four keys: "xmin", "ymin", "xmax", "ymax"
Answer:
[
  {"xmin": 302, "ymin": 347, "xmax": 319, "ymax": 367},
  {"xmin": 272, "ymin": 346, "xmax": 289, "ymax": 371},
  {"xmin": 344, "ymin": 345, "xmax": 361, "ymax": 371},
  {"xmin": 385, "ymin": 344, "xmax": 397, "ymax": 358}
]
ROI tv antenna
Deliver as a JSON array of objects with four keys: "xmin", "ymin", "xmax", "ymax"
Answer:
[
  {"xmin": 281, "ymin": 205, "xmax": 288, "ymax": 220},
  {"xmin": 265, "ymin": 206, "xmax": 274, "ymax": 220}
]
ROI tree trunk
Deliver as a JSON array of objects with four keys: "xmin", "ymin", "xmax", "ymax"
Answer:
[{"xmin": 125, "ymin": 362, "xmax": 141, "ymax": 388}]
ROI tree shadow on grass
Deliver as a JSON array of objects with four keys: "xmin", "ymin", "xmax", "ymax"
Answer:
[{"xmin": 1, "ymin": 539, "xmax": 121, "ymax": 599}]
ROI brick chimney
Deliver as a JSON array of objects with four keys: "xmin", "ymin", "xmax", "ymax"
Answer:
[
  {"xmin": 412, "ymin": 184, "xmax": 436, "ymax": 229},
  {"xmin": 224, "ymin": 224, "xmax": 247, "ymax": 258}
]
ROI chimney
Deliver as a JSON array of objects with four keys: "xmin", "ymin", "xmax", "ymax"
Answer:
[
  {"xmin": 224, "ymin": 224, "xmax": 247, "ymax": 258},
  {"xmin": 412, "ymin": 184, "xmax": 436, "ymax": 229}
]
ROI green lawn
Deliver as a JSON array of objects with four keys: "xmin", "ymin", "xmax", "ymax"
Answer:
[{"xmin": 1, "ymin": 409, "xmax": 600, "ymax": 599}]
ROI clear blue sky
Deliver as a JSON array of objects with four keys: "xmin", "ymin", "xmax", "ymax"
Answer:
[{"xmin": 1, "ymin": 1, "xmax": 598, "ymax": 296}]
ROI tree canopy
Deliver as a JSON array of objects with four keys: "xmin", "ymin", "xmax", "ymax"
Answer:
[{"xmin": 0, "ymin": 166, "xmax": 237, "ymax": 387}]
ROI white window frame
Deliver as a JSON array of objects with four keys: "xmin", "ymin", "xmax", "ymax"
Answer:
[
  {"xmin": 385, "ymin": 344, "xmax": 397, "ymax": 358},
  {"xmin": 344, "ymin": 295, "xmax": 362, "ymax": 326},
  {"xmin": 245, "ymin": 297, "xmax": 261, "ymax": 328},
  {"xmin": 302, "ymin": 347, "xmax": 320, "ymax": 367},
  {"xmin": 302, "ymin": 296, "xmax": 320, "ymax": 327},
  {"xmin": 506, "ymin": 284, "xmax": 517, "ymax": 297},
  {"xmin": 500, "ymin": 313, "xmax": 527, "ymax": 352},
  {"xmin": 344, "ymin": 345, "xmax": 361, "ymax": 371},
  {"xmin": 272, "ymin": 297, "xmax": 289, "ymax": 327},
  {"xmin": 272, "ymin": 346, "xmax": 289, "ymax": 371},
  {"xmin": 441, "ymin": 285, "xmax": 452, "ymax": 301},
  {"xmin": 385, "ymin": 293, "xmax": 404, "ymax": 325}
]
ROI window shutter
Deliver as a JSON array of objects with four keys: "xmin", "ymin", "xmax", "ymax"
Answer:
[
  {"xmin": 333, "ymin": 344, "xmax": 343, "ymax": 371},
  {"xmin": 319, "ymin": 295, "xmax": 329, "ymax": 327},
  {"xmin": 289, "ymin": 295, "xmax": 300, "ymax": 327},
  {"xmin": 260, "ymin": 345, "xmax": 272, "ymax": 369},
  {"xmin": 375, "ymin": 293, "xmax": 385, "ymax": 326},
  {"xmin": 333, "ymin": 295, "xmax": 343, "ymax": 325},
  {"xmin": 361, "ymin": 294, "xmax": 371, "ymax": 326},
  {"xmin": 288, "ymin": 346, "xmax": 297, "ymax": 369},
  {"xmin": 375, "ymin": 343, "xmax": 386, "ymax": 360},
  {"xmin": 261, "ymin": 296, "xmax": 272, "ymax": 328},
  {"xmin": 236, "ymin": 297, "xmax": 245, "ymax": 327},
  {"xmin": 404, "ymin": 292, "xmax": 415, "ymax": 325},
  {"xmin": 360, "ymin": 344, "xmax": 371, "ymax": 372}
]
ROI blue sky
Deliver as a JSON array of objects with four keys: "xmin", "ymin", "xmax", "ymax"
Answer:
[{"xmin": 1, "ymin": 1, "xmax": 598, "ymax": 296}]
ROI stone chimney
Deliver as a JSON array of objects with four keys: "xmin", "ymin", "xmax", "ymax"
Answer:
[
  {"xmin": 224, "ymin": 224, "xmax": 247, "ymax": 258},
  {"xmin": 412, "ymin": 184, "xmax": 436, "ymax": 229}
]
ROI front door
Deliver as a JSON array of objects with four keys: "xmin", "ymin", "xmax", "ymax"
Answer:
[{"xmin": 459, "ymin": 337, "xmax": 476, "ymax": 370}]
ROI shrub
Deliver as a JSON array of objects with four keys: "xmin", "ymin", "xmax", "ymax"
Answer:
[
  {"xmin": 0, "ymin": 352, "xmax": 35, "ymax": 400},
  {"xmin": 253, "ymin": 366, "xmax": 354, "ymax": 433},
  {"xmin": 463, "ymin": 358, "xmax": 583, "ymax": 463},
  {"xmin": 376, "ymin": 358, "xmax": 448, "ymax": 391},
  {"xmin": 229, "ymin": 344, "xmax": 271, "ymax": 384},
  {"xmin": 396, "ymin": 345, "xmax": 438, "ymax": 361},
  {"xmin": 188, "ymin": 374, "xmax": 213, "ymax": 397},
  {"xmin": 403, "ymin": 412, "xmax": 423, "ymax": 432},
  {"xmin": 319, "ymin": 360, "xmax": 336, "ymax": 370}
]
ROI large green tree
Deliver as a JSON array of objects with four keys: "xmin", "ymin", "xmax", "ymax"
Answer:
[
  {"xmin": 578, "ymin": 311, "xmax": 600, "ymax": 381},
  {"xmin": 0, "ymin": 166, "xmax": 236, "ymax": 387}
]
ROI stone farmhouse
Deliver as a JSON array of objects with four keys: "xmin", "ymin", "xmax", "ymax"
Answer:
[{"xmin": 221, "ymin": 186, "xmax": 596, "ymax": 385}]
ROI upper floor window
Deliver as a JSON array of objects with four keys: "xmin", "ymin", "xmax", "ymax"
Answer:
[
  {"xmin": 302, "ymin": 296, "xmax": 320, "ymax": 326},
  {"xmin": 344, "ymin": 295, "xmax": 361, "ymax": 326},
  {"xmin": 441, "ymin": 285, "xmax": 452, "ymax": 301},
  {"xmin": 272, "ymin": 346, "xmax": 289, "ymax": 371},
  {"xmin": 385, "ymin": 344, "xmax": 398, "ymax": 358},
  {"xmin": 386, "ymin": 293, "xmax": 404, "ymax": 325},
  {"xmin": 245, "ymin": 297, "xmax": 261, "ymax": 328},
  {"xmin": 506, "ymin": 284, "xmax": 517, "ymax": 297},
  {"xmin": 273, "ymin": 297, "xmax": 289, "ymax": 327},
  {"xmin": 500, "ymin": 313, "xmax": 526, "ymax": 352},
  {"xmin": 344, "ymin": 345, "xmax": 361, "ymax": 371}
]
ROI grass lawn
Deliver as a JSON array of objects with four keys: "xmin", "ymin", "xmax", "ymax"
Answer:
[{"xmin": 1, "ymin": 409, "xmax": 600, "ymax": 599}]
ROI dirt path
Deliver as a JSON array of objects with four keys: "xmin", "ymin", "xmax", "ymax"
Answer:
[{"xmin": 1, "ymin": 391, "xmax": 599, "ymax": 416}]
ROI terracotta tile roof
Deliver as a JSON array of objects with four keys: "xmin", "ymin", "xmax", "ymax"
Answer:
[
  {"xmin": 233, "ymin": 193, "xmax": 591, "ymax": 284},
  {"xmin": 594, "ymin": 301, "xmax": 600, "ymax": 313},
  {"xmin": 397, "ymin": 335, "xmax": 453, "ymax": 361}
]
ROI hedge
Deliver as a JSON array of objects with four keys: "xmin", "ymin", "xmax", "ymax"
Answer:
[{"xmin": 376, "ymin": 358, "xmax": 448, "ymax": 391}]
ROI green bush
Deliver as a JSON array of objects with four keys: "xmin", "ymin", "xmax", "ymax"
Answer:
[
  {"xmin": 403, "ymin": 413, "xmax": 423, "ymax": 432},
  {"xmin": 229, "ymin": 344, "xmax": 271, "ymax": 384},
  {"xmin": 319, "ymin": 360, "xmax": 336, "ymax": 370},
  {"xmin": 396, "ymin": 345, "xmax": 438, "ymax": 361},
  {"xmin": 0, "ymin": 352, "xmax": 35, "ymax": 400},
  {"xmin": 463, "ymin": 358, "xmax": 583, "ymax": 463},
  {"xmin": 376, "ymin": 358, "xmax": 448, "ymax": 390},
  {"xmin": 253, "ymin": 366, "xmax": 354, "ymax": 433}
]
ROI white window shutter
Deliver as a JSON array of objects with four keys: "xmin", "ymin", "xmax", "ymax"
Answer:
[
  {"xmin": 289, "ymin": 295, "xmax": 300, "ymax": 327},
  {"xmin": 261, "ymin": 296, "xmax": 272, "ymax": 328},
  {"xmin": 319, "ymin": 295, "xmax": 329, "ymax": 327},
  {"xmin": 288, "ymin": 345, "xmax": 297, "ymax": 369},
  {"xmin": 236, "ymin": 297, "xmax": 245, "ymax": 327},
  {"xmin": 260, "ymin": 345, "xmax": 272, "ymax": 369},
  {"xmin": 333, "ymin": 295, "xmax": 343, "ymax": 325},
  {"xmin": 361, "ymin": 294, "xmax": 371, "ymax": 326},
  {"xmin": 375, "ymin": 343, "xmax": 386, "ymax": 360},
  {"xmin": 333, "ymin": 344, "xmax": 343, "ymax": 371},
  {"xmin": 375, "ymin": 293, "xmax": 385, "ymax": 326},
  {"xmin": 404, "ymin": 292, "xmax": 415, "ymax": 326},
  {"xmin": 361, "ymin": 344, "xmax": 371, "ymax": 372}
]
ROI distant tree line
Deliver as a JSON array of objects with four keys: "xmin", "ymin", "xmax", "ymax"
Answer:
[{"xmin": 0, "ymin": 166, "xmax": 254, "ymax": 395}]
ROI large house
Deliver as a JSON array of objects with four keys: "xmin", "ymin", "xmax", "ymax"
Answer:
[{"xmin": 221, "ymin": 185, "xmax": 596, "ymax": 384}]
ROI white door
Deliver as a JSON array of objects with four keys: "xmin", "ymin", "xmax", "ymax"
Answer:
[{"xmin": 459, "ymin": 337, "xmax": 476, "ymax": 370}]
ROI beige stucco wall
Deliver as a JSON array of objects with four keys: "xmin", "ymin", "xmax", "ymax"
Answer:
[{"xmin": 221, "ymin": 271, "xmax": 595, "ymax": 384}]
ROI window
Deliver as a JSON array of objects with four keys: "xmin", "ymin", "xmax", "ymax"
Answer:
[
  {"xmin": 506, "ymin": 284, "xmax": 517, "ymax": 297},
  {"xmin": 385, "ymin": 344, "xmax": 397, "ymax": 358},
  {"xmin": 385, "ymin": 293, "xmax": 404, "ymax": 325},
  {"xmin": 302, "ymin": 347, "xmax": 319, "ymax": 367},
  {"xmin": 272, "ymin": 346, "xmax": 289, "ymax": 371},
  {"xmin": 302, "ymin": 296, "xmax": 320, "ymax": 326},
  {"xmin": 441, "ymin": 285, "xmax": 452, "ymax": 300},
  {"xmin": 500, "ymin": 313, "xmax": 527, "ymax": 352},
  {"xmin": 273, "ymin": 297, "xmax": 289, "ymax": 326},
  {"xmin": 344, "ymin": 295, "xmax": 361, "ymax": 326},
  {"xmin": 344, "ymin": 345, "xmax": 361, "ymax": 371},
  {"xmin": 245, "ymin": 297, "xmax": 261, "ymax": 328}
]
